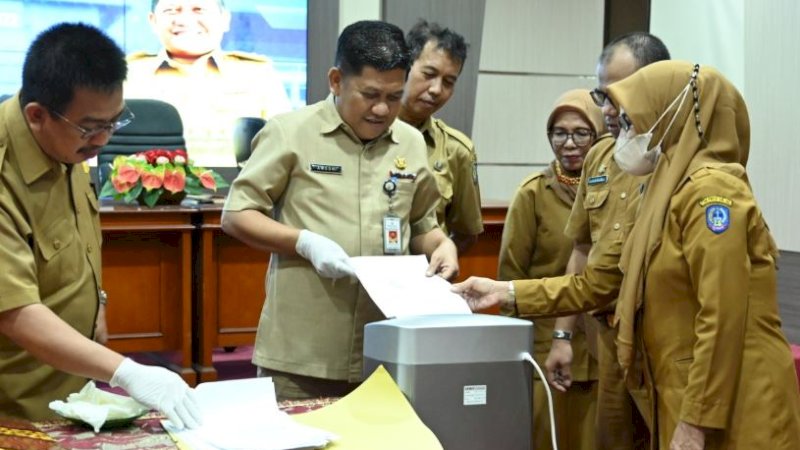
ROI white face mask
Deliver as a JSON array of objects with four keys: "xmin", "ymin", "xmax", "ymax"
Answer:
[{"xmin": 613, "ymin": 82, "xmax": 691, "ymax": 175}]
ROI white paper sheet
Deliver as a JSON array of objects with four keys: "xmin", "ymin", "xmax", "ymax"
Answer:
[
  {"xmin": 164, "ymin": 377, "xmax": 337, "ymax": 450},
  {"xmin": 349, "ymin": 254, "xmax": 472, "ymax": 318}
]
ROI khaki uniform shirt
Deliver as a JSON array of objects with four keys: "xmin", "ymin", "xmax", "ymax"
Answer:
[
  {"xmin": 224, "ymin": 97, "xmax": 439, "ymax": 381},
  {"xmin": 563, "ymin": 134, "xmax": 646, "ymax": 316},
  {"xmin": 642, "ymin": 167, "xmax": 800, "ymax": 448},
  {"xmin": 0, "ymin": 95, "xmax": 103, "ymax": 420},
  {"xmin": 125, "ymin": 49, "xmax": 293, "ymax": 167},
  {"xmin": 513, "ymin": 135, "xmax": 643, "ymax": 316},
  {"xmin": 418, "ymin": 117, "xmax": 483, "ymax": 236},
  {"xmin": 498, "ymin": 171, "xmax": 598, "ymax": 382}
]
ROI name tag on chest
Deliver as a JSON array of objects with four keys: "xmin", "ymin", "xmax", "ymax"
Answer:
[
  {"xmin": 310, "ymin": 163, "xmax": 342, "ymax": 175},
  {"xmin": 587, "ymin": 175, "xmax": 608, "ymax": 186}
]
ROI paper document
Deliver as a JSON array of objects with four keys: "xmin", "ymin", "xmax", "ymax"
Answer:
[
  {"xmin": 349, "ymin": 255, "xmax": 472, "ymax": 318},
  {"xmin": 293, "ymin": 365, "xmax": 443, "ymax": 449},
  {"xmin": 163, "ymin": 377, "xmax": 337, "ymax": 450}
]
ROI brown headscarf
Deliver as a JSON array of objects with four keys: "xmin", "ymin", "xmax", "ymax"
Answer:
[
  {"xmin": 607, "ymin": 60, "xmax": 756, "ymax": 377},
  {"xmin": 543, "ymin": 89, "xmax": 606, "ymax": 204}
]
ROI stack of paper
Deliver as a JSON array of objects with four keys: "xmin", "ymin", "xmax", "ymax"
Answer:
[
  {"xmin": 164, "ymin": 378, "xmax": 337, "ymax": 449},
  {"xmin": 349, "ymin": 255, "xmax": 472, "ymax": 318}
]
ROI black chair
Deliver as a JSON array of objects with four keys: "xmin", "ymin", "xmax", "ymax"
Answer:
[
  {"xmin": 97, "ymin": 98, "xmax": 185, "ymax": 189},
  {"xmin": 233, "ymin": 117, "xmax": 266, "ymax": 169}
]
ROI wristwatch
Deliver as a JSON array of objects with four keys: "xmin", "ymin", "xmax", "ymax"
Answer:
[
  {"xmin": 552, "ymin": 329, "xmax": 573, "ymax": 341},
  {"xmin": 98, "ymin": 289, "xmax": 108, "ymax": 306}
]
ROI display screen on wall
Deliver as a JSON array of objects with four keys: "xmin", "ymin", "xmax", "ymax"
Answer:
[{"xmin": 0, "ymin": 0, "xmax": 308, "ymax": 167}]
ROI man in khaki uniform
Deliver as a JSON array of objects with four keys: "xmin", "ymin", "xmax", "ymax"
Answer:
[
  {"xmin": 0, "ymin": 23, "xmax": 198, "ymax": 427},
  {"xmin": 398, "ymin": 20, "xmax": 482, "ymax": 253},
  {"xmin": 452, "ymin": 33, "xmax": 671, "ymax": 449},
  {"xmin": 499, "ymin": 90, "xmax": 604, "ymax": 450},
  {"xmin": 125, "ymin": 0, "xmax": 292, "ymax": 167},
  {"xmin": 222, "ymin": 21, "xmax": 459, "ymax": 401}
]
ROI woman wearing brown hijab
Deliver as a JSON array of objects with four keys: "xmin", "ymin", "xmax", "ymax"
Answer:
[
  {"xmin": 608, "ymin": 60, "xmax": 800, "ymax": 449},
  {"xmin": 498, "ymin": 89, "xmax": 605, "ymax": 450}
]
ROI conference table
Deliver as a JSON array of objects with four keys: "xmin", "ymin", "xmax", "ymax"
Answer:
[{"xmin": 99, "ymin": 201, "xmax": 509, "ymax": 385}]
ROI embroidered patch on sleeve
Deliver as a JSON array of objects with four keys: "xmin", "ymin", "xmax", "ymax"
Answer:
[{"xmin": 705, "ymin": 204, "xmax": 730, "ymax": 234}]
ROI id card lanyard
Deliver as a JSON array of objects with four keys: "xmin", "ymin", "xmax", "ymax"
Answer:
[{"xmin": 382, "ymin": 177, "xmax": 402, "ymax": 254}]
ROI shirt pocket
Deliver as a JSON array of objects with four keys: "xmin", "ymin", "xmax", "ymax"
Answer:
[
  {"xmin": 36, "ymin": 217, "xmax": 79, "ymax": 292},
  {"xmin": 583, "ymin": 188, "xmax": 610, "ymax": 243}
]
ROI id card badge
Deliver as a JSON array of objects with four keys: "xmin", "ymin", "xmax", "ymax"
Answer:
[{"xmin": 383, "ymin": 214, "xmax": 402, "ymax": 254}]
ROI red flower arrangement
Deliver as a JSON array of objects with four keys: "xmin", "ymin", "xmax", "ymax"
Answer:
[{"xmin": 99, "ymin": 149, "xmax": 228, "ymax": 207}]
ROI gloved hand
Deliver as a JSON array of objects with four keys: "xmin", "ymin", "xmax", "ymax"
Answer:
[
  {"xmin": 110, "ymin": 358, "xmax": 202, "ymax": 429},
  {"xmin": 295, "ymin": 229, "xmax": 355, "ymax": 279}
]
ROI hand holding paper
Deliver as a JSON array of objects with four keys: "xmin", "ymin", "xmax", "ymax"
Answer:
[{"xmin": 349, "ymin": 255, "xmax": 472, "ymax": 318}]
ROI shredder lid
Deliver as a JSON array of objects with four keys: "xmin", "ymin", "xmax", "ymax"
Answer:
[{"xmin": 363, "ymin": 314, "xmax": 533, "ymax": 365}]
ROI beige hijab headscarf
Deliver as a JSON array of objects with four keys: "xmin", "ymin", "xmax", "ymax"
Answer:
[
  {"xmin": 607, "ymin": 60, "xmax": 757, "ymax": 378},
  {"xmin": 543, "ymin": 89, "xmax": 606, "ymax": 204}
]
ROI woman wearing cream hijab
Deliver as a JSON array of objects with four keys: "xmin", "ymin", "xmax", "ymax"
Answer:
[
  {"xmin": 608, "ymin": 60, "xmax": 800, "ymax": 449},
  {"xmin": 498, "ymin": 89, "xmax": 605, "ymax": 450}
]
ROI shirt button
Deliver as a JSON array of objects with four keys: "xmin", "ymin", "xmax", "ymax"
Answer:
[
  {"xmin": 53, "ymin": 240, "xmax": 61, "ymax": 250},
  {"xmin": 588, "ymin": 194, "xmax": 595, "ymax": 203},
  {"xmin": 620, "ymin": 192, "xmax": 627, "ymax": 199},
  {"xmin": 87, "ymin": 245, "xmax": 93, "ymax": 253},
  {"xmin": 613, "ymin": 223, "xmax": 621, "ymax": 230}
]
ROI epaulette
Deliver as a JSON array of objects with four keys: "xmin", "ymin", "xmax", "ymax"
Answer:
[
  {"xmin": 519, "ymin": 171, "xmax": 545, "ymax": 187},
  {"xmin": 434, "ymin": 118, "xmax": 475, "ymax": 151},
  {"xmin": 224, "ymin": 50, "xmax": 270, "ymax": 63},
  {"xmin": 126, "ymin": 51, "xmax": 157, "ymax": 61}
]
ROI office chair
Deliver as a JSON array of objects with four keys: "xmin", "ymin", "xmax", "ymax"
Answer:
[
  {"xmin": 97, "ymin": 98, "xmax": 185, "ymax": 188},
  {"xmin": 233, "ymin": 117, "xmax": 266, "ymax": 169}
]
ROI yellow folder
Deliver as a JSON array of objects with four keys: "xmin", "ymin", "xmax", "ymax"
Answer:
[{"xmin": 292, "ymin": 365, "xmax": 443, "ymax": 449}]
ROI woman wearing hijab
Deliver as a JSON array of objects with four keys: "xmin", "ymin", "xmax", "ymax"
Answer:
[
  {"xmin": 498, "ymin": 89, "xmax": 605, "ymax": 450},
  {"xmin": 608, "ymin": 60, "xmax": 800, "ymax": 449}
]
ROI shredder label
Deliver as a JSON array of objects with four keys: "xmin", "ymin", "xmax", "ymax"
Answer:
[{"xmin": 463, "ymin": 385, "xmax": 487, "ymax": 405}]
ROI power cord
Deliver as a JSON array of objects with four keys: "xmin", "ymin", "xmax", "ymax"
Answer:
[{"xmin": 521, "ymin": 352, "xmax": 558, "ymax": 450}]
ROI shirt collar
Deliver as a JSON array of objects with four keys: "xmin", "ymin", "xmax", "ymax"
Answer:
[
  {"xmin": 319, "ymin": 94, "xmax": 399, "ymax": 145},
  {"xmin": 3, "ymin": 94, "xmax": 60, "ymax": 185},
  {"xmin": 152, "ymin": 48, "xmax": 225, "ymax": 74}
]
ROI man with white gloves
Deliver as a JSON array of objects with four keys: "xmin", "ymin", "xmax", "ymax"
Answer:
[
  {"xmin": 0, "ymin": 22, "xmax": 200, "ymax": 427},
  {"xmin": 222, "ymin": 20, "xmax": 458, "ymax": 401}
]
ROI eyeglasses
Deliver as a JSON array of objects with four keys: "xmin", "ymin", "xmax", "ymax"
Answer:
[
  {"xmin": 50, "ymin": 107, "xmax": 135, "ymax": 140},
  {"xmin": 619, "ymin": 109, "xmax": 633, "ymax": 132},
  {"xmin": 590, "ymin": 88, "xmax": 611, "ymax": 107},
  {"xmin": 549, "ymin": 128, "xmax": 594, "ymax": 146}
]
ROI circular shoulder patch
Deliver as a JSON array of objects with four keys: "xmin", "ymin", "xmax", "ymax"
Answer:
[{"xmin": 705, "ymin": 204, "xmax": 730, "ymax": 234}]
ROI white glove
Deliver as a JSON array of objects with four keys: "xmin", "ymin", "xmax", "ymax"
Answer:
[
  {"xmin": 295, "ymin": 229, "xmax": 355, "ymax": 279},
  {"xmin": 110, "ymin": 358, "xmax": 202, "ymax": 429}
]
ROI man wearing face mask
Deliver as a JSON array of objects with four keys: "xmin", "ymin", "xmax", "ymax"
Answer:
[{"xmin": 451, "ymin": 33, "xmax": 669, "ymax": 449}]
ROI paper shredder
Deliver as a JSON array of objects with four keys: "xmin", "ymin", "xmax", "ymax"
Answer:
[{"xmin": 363, "ymin": 314, "xmax": 533, "ymax": 450}]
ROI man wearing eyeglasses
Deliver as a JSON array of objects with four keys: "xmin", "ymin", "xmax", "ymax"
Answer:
[
  {"xmin": 0, "ymin": 23, "xmax": 200, "ymax": 428},
  {"xmin": 452, "ymin": 32, "xmax": 670, "ymax": 449}
]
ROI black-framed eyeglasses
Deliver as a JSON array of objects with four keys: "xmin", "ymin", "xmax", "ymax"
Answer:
[
  {"xmin": 619, "ymin": 109, "xmax": 633, "ymax": 132},
  {"xmin": 590, "ymin": 88, "xmax": 611, "ymax": 107},
  {"xmin": 548, "ymin": 128, "xmax": 594, "ymax": 146},
  {"xmin": 50, "ymin": 107, "xmax": 135, "ymax": 140}
]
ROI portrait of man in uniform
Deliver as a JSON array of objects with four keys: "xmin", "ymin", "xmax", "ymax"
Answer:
[{"xmin": 125, "ymin": 0, "xmax": 294, "ymax": 167}]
